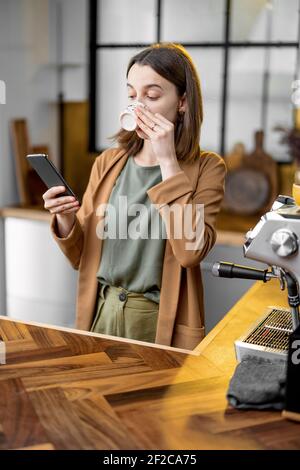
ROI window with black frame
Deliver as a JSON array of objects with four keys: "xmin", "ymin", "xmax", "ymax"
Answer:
[{"xmin": 89, "ymin": 0, "xmax": 300, "ymax": 162}]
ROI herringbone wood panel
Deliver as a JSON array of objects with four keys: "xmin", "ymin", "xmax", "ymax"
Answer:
[{"xmin": 0, "ymin": 304, "xmax": 299, "ymax": 449}]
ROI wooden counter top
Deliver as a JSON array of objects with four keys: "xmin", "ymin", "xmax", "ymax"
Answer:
[
  {"xmin": 0, "ymin": 206, "xmax": 252, "ymax": 242},
  {"xmin": 0, "ymin": 206, "xmax": 246, "ymax": 248},
  {"xmin": 0, "ymin": 205, "xmax": 253, "ymax": 248},
  {"xmin": 0, "ymin": 278, "xmax": 299, "ymax": 450},
  {"xmin": 0, "ymin": 205, "xmax": 50, "ymax": 222}
]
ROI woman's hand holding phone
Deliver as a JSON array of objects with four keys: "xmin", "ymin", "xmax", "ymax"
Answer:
[{"xmin": 43, "ymin": 186, "xmax": 80, "ymax": 238}]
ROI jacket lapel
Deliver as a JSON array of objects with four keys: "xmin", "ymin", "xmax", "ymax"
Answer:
[{"xmin": 154, "ymin": 159, "xmax": 201, "ymax": 345}]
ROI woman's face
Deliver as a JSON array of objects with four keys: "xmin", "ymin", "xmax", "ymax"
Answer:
[{"xmin": 126, "ymin": 63, "xmax": 185, "ymax": 139}]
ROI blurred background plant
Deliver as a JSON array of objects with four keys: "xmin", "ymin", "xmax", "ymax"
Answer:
[{"xmin": 275, "ymin": 126, "xmax": 300, "ymax": 166}]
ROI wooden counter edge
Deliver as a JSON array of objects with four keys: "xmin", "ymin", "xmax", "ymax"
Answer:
[
  {"xmin": 0, "ymin": 314, "xmax": 199, "ymax": 356},
  {"xmin": 282, "ymin": 410, "xmax": 300, "ymax": 422},
  {"xmin": 0, "ymin": 282, "xmax": 263, "ymax": 359},
  {"xmin": 194, "ymin": 281, "xmax": 264, "ymax": 354}
]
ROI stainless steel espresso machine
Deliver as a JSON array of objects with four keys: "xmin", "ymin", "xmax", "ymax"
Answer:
[{"xmin": 212, "ymin": 195, "xmax": 300, "ymax": 362}]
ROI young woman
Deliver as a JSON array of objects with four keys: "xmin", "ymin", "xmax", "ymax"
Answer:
[{"xmin": 43, "ymin": 43, "xmax": 226, "ymax": 351}]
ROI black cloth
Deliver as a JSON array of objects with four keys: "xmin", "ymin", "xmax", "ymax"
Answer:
[{"xmin": 227, "ymin": 355, "xmax": 287, "ymax": 410}]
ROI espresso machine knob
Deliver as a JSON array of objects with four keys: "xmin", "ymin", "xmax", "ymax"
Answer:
[{"xmin": 270, "ymin": 228, "xmax": 298, "ymax": 257}]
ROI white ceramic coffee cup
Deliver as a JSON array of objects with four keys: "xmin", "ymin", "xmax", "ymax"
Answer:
[{"xmin": 120, "ymin": 101, "xmax": 144, "ymax": 131}]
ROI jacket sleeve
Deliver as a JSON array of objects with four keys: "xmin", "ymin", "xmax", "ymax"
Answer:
[
  {"xmin": 50, "ymin": 155, "xmax": 102, "ymax": 270},
  {"xmin": 146, "ymin": 153, "xmax": 226, "ymax": 268}
]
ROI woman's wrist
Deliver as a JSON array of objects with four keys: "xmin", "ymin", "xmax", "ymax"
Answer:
[
  {"xmin": 159, "ymin": 158, "xmax": 182, "ymax": 181},
  {"xmin": 56, "ymin": 213, "xmax": 76, "ymax": 238}
]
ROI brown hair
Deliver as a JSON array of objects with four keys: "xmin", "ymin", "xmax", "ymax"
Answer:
[{"xmin": 112, "ymin": 43, "xmax": 203, "ymax": 163}]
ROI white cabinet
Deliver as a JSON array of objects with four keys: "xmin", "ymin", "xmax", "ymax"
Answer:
[{"xmin": 5, "ymin": 217, "xmax": 78, "ymax": 327}]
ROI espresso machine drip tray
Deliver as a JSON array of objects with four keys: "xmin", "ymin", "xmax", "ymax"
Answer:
[{"xmin": 235, "ymin": 306, "xmax": 293, "ymax": 361}]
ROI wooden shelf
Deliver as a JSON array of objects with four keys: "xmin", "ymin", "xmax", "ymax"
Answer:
[{"xmin": 0, "ymin": 205, "xmax": 50, "ymax": 222}]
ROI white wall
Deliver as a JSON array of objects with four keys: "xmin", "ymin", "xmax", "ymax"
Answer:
[
  {"xmin": 59, "ymin": 0, "xmax": 88, "ymax": 101},
  {"xmin": 0, "ymin": 0, "xmax": 59, "ymax": 317},
  {"xmin": 0, "ymin": 0, "xmax": 58, "ymax": 207},
  {"xmin": 0, "ymin": 0, "xmax": 88, "ymax": 203},
  {"xmin": 0, "ymin": 0, "xmax": 88, "ymax": 321}
]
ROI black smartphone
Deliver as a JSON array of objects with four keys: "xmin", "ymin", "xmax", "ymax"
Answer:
[{"xmin": 27, "ymin": 154, "xmax": 79, "ymax": 201}]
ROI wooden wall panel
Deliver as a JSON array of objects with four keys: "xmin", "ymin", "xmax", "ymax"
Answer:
[{"xmin": 63, "ymin": 102, "xmax": 98, "ymax": 200}]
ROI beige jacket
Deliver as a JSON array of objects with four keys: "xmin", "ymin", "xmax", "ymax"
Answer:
[{"xmin": 51, "ymin": 148, "xmax": 226, "ymax": 350}]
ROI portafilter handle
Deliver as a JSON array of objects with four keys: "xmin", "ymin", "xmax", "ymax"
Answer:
[
  {"xmin": 212, "ymin": 262, "xmax": 300, "ymax": 330},
  {"xmin": 283, "ymin": 270, "xmax": 300, "ymax": 330},
  {"xmin": 211, "ymin": 262, "xmax": 274, "ymax": 282}
]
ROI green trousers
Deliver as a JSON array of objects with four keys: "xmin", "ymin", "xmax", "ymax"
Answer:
[{"xmin": 90, "ymin": 283, "xmax": 159, "ymax": 343}]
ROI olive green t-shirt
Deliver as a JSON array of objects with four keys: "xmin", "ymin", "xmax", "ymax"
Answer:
[{"xmin": 96, "ymin": 156, "xmax": 167, "ymax": 303}]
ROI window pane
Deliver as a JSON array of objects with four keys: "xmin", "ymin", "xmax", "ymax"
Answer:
[
  {"xmin": 271, "ymin": 0, "xmax": 299, "ymax": 41},
  {"xmin": 231, "ymin": 0, "xmax": 299, "ymax": 42},
  {"xmin": 226, "ymin": 47, "xmax": 296, "ymax": 160},
  {"xmin": 226, "ymin": 48, "xmax": 265, "ymax": 153},
  {"xmin": 162, "ymin": 0, "xmax": 225, "ymax": 42},
  {"xmin": 265, "ymin": 48, "xmax": 296, "ymax": 161},
  {"xmin": 97, "ymin": 0, "xmax": 156, "ymax": 44},
  {"xmin": 96, "ymin": 48, "xmax": 141, "ymax": 149},
  {"xmin": 186, "ymin": 48, "xmax": 223, "ymax": 154}
]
